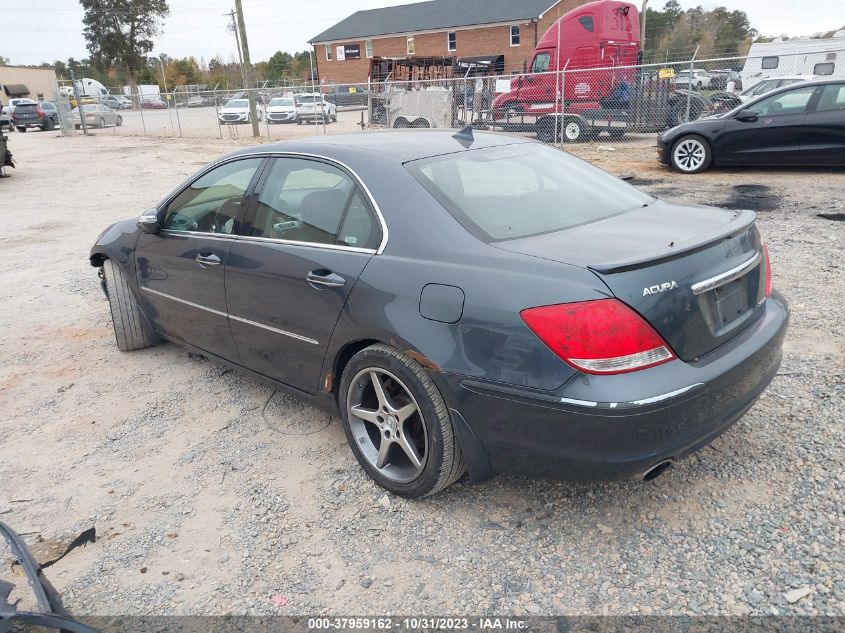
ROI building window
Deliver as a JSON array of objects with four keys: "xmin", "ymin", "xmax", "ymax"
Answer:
[
  {"xmin": 407, "ymin": 36, "xmax": 415, "ymax": 55},
  {"xmin": 510, "ymin": 25, "xmax": 520, "ymax": 47},
  {"xmin": 448, "ymin": 32, "xmax": 456, "ymax": 52},
  {"xmin": 813, "ymin": 62, "xmax": 835, "ymax": 76},
  {"xmin": 761, "ymin": 56, "xmax": 778, "ymax": 69},
  {"xmin": 365, "ymin": 40, "xmax": 373, "ymax": 58},
  {"xmin": 326, "ymin": 45, "xmax": 333, "ymax": 61}
]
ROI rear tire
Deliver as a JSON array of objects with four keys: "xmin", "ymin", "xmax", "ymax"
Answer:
[
  {"xmin": 99, "ymin": 117, "xmax": 106, "ymax": 128},
  {"xmin": 102, "ymin": 259, "xmax": 153, "ymax": 352},
  {"xmin": 670, "ymin": 134, "xmax": 712, "ymax": 174},
  {"xmin": 339, "ymin": 344, "xmax": 465, "ymax": 498},
  {"xmin": 116, "ymin": 115, "xmax": 123, "ymax": 127},
  {"xmin": 562, "ymin": 118, "xmax": 584, "ymax": 143}
]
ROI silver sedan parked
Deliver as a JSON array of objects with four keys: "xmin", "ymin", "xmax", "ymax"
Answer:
[{"xmin": 72, "ymin": 104, "xmax": 123, "ymax": 129}]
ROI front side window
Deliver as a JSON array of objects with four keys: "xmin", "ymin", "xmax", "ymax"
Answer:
[
  {"xmin": 531, "ymin": 53, "xmax": 551, "ymax": 73},
  {"xmin": 748, "ymin": 85, "xmax": 818, "ymax": 117},
  {"xmin": 510, "ymin": 25, "xmax": 520, "ymax": 46},
  {"xmin": 813, "ymin": 62, "xmax": 835, "ymax": 76},
  {"xmin": 407, "ymin": 37, "xmax": 415, "ymax": 55},
  {"xmin": 163, "ymin": 158, "xmax": 263, "ymax": 234},
  {"xmin": 448, "ymin": 32, "xmax": 456, "ymax": 52},
  {"xmin": 761, "ymin": 56, "xmax": 779, "ymax": 69},
  {"xmin": 247, "ymin": 158, "xmax": 380, "ymax": 249},
  {"xmin": 816, "ymin": 83, "xmax": 845, "ymax": 111},
  {"xmin": 407, "ymin": 144, "xmax": 653, "ymax": 242}
]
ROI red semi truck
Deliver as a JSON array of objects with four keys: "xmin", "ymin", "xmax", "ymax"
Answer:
[{"xmin": 492, "ymin": 0, "xmax": 641, "ymax": 139}]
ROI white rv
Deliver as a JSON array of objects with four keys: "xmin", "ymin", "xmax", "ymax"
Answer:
[{"xmin": 742, "ymin": 33, "xmax": 845, "ymax": 89}]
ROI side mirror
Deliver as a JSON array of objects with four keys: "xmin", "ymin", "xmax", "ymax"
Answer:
[
  {"xmin": 736, "ymin": 111, "xmax": 759, "ymax": 123},
  {"xmin": 137, "ymin": 211, "xmax": 161, "ymax": 234}
]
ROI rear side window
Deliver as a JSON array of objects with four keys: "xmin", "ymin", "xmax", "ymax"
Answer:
[
  {"xmin": 761, "ymin": 56, "xmax": 779, "ymax": 69},
  {"xmin": 407, "ymin": 144, "xmax": 653, "ymax": 242},
  {"xmin": 816, "ymin": 84, "xmax": 845, "ymax": 111},
  {"xmin": 247, "ymin": 157, "xmax": 380, "ymax": 249},
  {"xmin": 813, "ymin": 62, "xmax": 835, "ymax": 76}
]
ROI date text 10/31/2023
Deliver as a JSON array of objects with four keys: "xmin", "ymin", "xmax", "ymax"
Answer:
[{"xmin": 307, "ymin": 617, "xmax": 530, "ymax": 631}]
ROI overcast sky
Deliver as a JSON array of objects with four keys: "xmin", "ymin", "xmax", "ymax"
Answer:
[{"xmin": 5, "ymin": 0, "xmax": 845, "ymax": 67}]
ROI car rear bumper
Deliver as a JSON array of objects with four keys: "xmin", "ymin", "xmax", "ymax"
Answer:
[{"xmin": 439, "ymin": 292, "xmax": 789, "ymax": 482}]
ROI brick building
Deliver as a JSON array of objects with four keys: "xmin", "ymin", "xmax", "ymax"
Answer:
[{"xmin": 309, "ymin": 0, "xmax": 589, "ymax": 85}]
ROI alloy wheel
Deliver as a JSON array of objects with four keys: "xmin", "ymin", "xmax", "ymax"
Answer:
[
  {"xmin": 346, "ymin": 367, "xmax": 428, "ymax": 483},
  {"xmin": 673, "ymin": 138, "xmax": 706, "ymax": 172},
  {"xmin": 565, "ymin": 121, "xmax": 582, "ymax": 141}
]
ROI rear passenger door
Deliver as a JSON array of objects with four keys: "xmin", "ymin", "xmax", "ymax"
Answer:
[
  {"xmin": 226, "ymin": 156, "xmax": 383, "ymax": 394},
  {"xmin": 800, "ymin": 83, "xmax": 845, "ymax": 165}
]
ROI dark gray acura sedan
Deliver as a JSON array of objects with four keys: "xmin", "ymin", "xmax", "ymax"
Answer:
[{"xmin": 90, "ymin": 130, "xmax": 789, "ymax": 497}]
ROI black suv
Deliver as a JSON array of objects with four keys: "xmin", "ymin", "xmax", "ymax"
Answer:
[{"xmin": 12, "ymin": 101, "xmax": 59, "ymax": 132}]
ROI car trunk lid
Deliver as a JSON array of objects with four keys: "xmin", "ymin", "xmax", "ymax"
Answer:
[{"xmin": 494, "ymin": 199, "xmax": 767, "ymax": 361}]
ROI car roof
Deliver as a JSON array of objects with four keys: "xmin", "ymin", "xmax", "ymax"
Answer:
[{"xmin": 227, "ymin": 129, "xmax": 534, "ymax": 163}]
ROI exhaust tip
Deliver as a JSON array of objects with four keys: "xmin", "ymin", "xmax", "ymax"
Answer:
[{"xmin": 638, "ymin": 459, "xmax": 675, "ymax": 481}]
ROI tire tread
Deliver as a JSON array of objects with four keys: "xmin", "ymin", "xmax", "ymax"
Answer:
[{"xmin": 103, "ymin": 259, "xmax": 151, "ymax": 352}]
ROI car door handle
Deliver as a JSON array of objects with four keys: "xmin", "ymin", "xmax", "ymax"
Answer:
[
  {"xmin": 306, "ymin": 270, "xmax": 345, "ymax": 288},
  {"xmin": 196, "ymin": 253, "xmax": 221, "ymax": 267}
]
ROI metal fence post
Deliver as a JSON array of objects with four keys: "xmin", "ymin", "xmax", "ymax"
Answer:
[
  {"xmin": 173, "ymin": 86, "xmax": 183, "ymax": 137},
  {"xmin": 685, "ymin": 46, "xmax": 699, "ymax": 123},
  {"xmin": 215, "ymin": 88, "xmax": 222, "ymax": 139},
  {"xmin": 137, "ymin": 91, "xmax": 147, "ymax": 135}
]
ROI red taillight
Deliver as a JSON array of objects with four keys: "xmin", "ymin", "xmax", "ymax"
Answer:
[
  {"xmin": 36, "ymin": 105, "xmax": 44, "ymax": 117},
  {"xmin": 520, "ymin": 299, "xmax": 675, "ymax": 375},
  {"xmin": 762, "ymin": 243, "xmax": 772, "ymax": 298}
]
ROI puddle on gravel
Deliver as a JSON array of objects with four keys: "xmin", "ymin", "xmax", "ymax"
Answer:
[
  {"xmin": 722, "ymin": 184, "xmax": 782, "ymax": 212},
  {"xmin": 817, "ymin": 213, "xmax": 845, "ymax": 221}
]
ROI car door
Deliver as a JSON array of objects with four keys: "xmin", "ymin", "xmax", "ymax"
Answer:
[
  {"xmin": 226, "ymin": 156, "xmax": 383, "ymax": 394},
  {"xmin": 136, "ymin": 157, "xmax": 266, "ymax": 361},
  {"xmin": 719, "ymin": 84, "xmax": 820, "ymax": 165},
  {"xmin": 800, "ymin": 83, "xmax": 845, "ymax": 165}
]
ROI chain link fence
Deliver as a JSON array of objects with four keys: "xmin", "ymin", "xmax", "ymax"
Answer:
[{"xmin": 40, "ymin": 48, "xmax": 842, "ymax": 147}]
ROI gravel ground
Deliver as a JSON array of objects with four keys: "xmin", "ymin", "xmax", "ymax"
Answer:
[{"xmin": 0, "ymin": 130, "xmax": 843, "ymax": 617}]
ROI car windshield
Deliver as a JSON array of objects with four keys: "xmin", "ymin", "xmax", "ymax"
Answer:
[
  {"xmin": 270, "ymin": 98, "xmax": 294, "ymax": 107},
  {"xmin": 225, "ymin": 99, "xmax": 248, "ymax": 108},
  {"xmin": 407, "ymin": 143, "xmax": 653, "ymax": 242}
]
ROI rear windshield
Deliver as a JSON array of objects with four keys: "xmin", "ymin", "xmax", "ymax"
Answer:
[{"xmin": 406, "ymin": 143, "xmax": 653, "ymax": 242}]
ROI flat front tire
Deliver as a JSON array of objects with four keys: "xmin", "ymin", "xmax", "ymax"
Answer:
[
  {"xmin": 339, "ymin": 344, "xmax": 465, "ymax": 498},
  {"xmin": 670, "ymin": 134, "xmax": 712, "ymax": 173},
  {"xmin": 102, "ymin": 259, "xmax": 152, "ymax": 352}
]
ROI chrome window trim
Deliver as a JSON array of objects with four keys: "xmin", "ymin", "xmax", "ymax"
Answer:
[
  {"xmin": 159, "ymin": 229, "xmax": 237, "ymax": 241},
  {"xmin": 141, "ymin": 287, "xmax": 319, "ymax": 345},
  {"xmin": 235, "ymin": 234, "xmax": 376, "ymax": 254},
  {"xmin": 691, "ymin": 252, "xmax": 761, "ymax": 296}
]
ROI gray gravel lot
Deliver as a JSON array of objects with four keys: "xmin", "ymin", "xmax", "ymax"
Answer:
[{"xmin": 0, "ymin": 129, "xmax": 842, "ymax": 617}]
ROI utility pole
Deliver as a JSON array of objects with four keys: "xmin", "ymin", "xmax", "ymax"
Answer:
[
  {"xmin": 227, "ymin": 10, "xmax": 247, "ymax": 90},
  {"xmin": 234, "ymin": 0, "xmax": 260, "ymax": 137},
  {"xmin": 640, "ymin": 0, "xmax": 650, "ymax": 62}
]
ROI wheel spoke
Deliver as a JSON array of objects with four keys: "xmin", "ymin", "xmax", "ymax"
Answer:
[
  {"xmin": 375, "ymin": 438, "xmax": 392, "ymax": 469},
  {"xmin": 397, "ymin": 430, "xmax": 423, "ymax": 470},
  {"xmin": 369, "ymin": 371, "xmax": 392, "ymax": 411},
  {"xmin": 394, "ymin": 402, "xmax": 418, "ymax": 423},
  {"xmin": 350, "ymin": 404, "xmax": 382, "ymax": 426}
]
